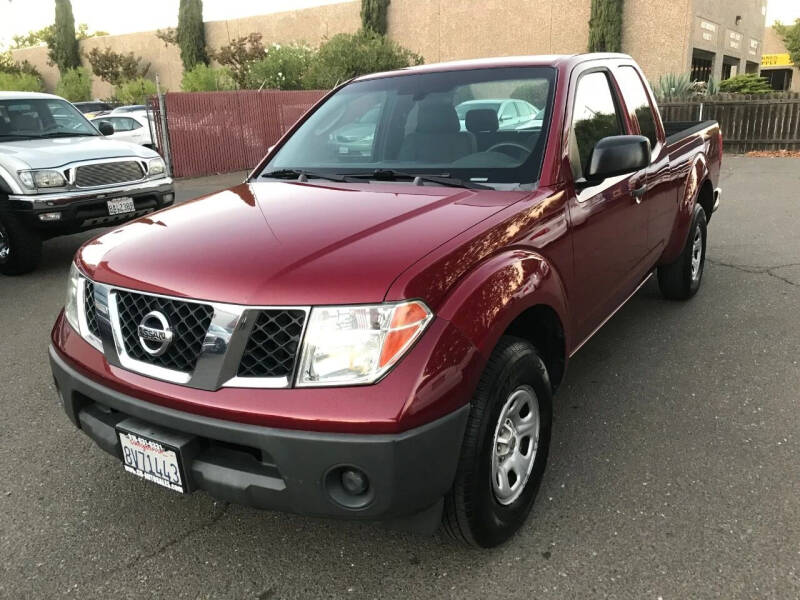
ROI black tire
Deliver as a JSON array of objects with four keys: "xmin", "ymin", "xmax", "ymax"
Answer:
[
  {"xmin": 657, "ymin": 203, "xmax": 707, "ymax": 300},
  {"xmin": 443, "ymin": 336, "xmax": 553, "ymax": 547},
  {"xmin": 0, "ymin": 211, "xmax": 43, "ymax": 276}
]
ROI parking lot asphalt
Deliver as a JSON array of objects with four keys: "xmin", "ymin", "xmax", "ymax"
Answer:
[{"xmin": 1, "ymin": 157, "xmax": 799, "ymax": 599}]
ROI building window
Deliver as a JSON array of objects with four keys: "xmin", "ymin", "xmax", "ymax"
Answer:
[
  {"xmin": 691, "ymin": 49, "xmax": 714, "ymax": 82},
  {"xmin": 745, "ymin": 61, "xmax": 759, "ymax": 74},
  {"xmin": 762, "ymin": 69, "xmax": 793, "ymax": 91},
  {"xmin": 722, "ymin": 56, "xmax": 740, "ymax": 80}
]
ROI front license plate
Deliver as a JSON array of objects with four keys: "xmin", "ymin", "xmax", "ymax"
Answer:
[
  {"xmin": 117, "ymin": 430, "xmax": 186, "ymax": 493},
  {"xmin": 107, "ymin": 197, "xmax": 135, "ymax": 216}
]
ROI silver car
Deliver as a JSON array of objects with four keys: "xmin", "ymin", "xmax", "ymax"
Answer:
[{"xmin": 0, "ymin": 92, "xmax": 174, "ymax": 275}]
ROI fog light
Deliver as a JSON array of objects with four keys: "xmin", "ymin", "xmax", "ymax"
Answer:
[
  {"xmin": 38, "ymin": 212, "xmax": 61, "ymax": 222},
  {"xmin": 163, "ymin": 193, "xmax": 175, "ymax": 204},
  {"xmin": 341, "ymin": 468, "xmax": 369, "ymax": 496}
]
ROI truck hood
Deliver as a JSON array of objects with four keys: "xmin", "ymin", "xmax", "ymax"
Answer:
[
  {"xmin": 78, "ymin": 181, "xmax": 528, "ymax": 306},
  {"xmin": 0, "ymin": 136, "xmax": 157, "ymax": 170}
]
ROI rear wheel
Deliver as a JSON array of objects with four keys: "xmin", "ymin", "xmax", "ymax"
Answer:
[
  {"xmin": 0, "ymin": 211, "xmax": 42, "ymax": 276},
  {"xmin": 657, "ymin": 203, "xmax": 707, "ymax": 300},
  {"xmin": 443, "ymin": 336, "xmax": 552, "ymax": 547}
]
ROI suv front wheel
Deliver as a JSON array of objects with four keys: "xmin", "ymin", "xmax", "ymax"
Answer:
[{"xmin": 0, "ymin": 210, "xmax": 42, "ymax": 275}]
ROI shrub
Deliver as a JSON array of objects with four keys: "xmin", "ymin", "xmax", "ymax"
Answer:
[
  {"xmin": 181, "ymin": 64, "xmax": 236, "ymax": 91},
  {"xmin": 303, "ymin": 30, "xmax": 422, "ymax": 89},
  {"xmin": 718, "ymin": 73, "xmax": 772, "ymax": 94},
  {"xmin": 55, "ymin": 67, "xmax": 92, "ymax": 101},
  {"xmin": 654, "ymin": 72, "xmax": 691, "ymax": 100},
  {"xmin": 115, "ymin": 77, "xmax": 157, "ymax": 105},
  {"xmin": 0, "ymin": 72, "xmax": 45, "ymax": 92},
  {"xmin": 212, "ymin": 33, "xmax": 267, "ymax": 89},
  {"xmin": 86, "ymin": 47, "xmax": 151, "ymax": 86},
  {"xmin": 246, "ymin": 44, "xmax": 315, "ymax": 90}
]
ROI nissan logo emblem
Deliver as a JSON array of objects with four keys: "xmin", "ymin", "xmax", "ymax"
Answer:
[{"xmin": 137, "ymin": 310, "xmax": 174, "ymax": 356}]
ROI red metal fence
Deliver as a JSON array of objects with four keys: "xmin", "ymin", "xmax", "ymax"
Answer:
[{"xmin": 158, "ymin": 90, "xmax": 327, "ymax": 178}]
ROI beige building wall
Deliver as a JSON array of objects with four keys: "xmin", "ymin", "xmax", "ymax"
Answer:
[{"xmin": 11, "ymin": 0, "xmax": 707, "ymax": 98}]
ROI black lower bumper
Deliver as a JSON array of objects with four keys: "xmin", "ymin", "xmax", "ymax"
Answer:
[
  {"xmin": 50, "ymin": 347, "xmax": 469, "ymax": 523},
  {"xmin": 8, "ymin": 182, "xmax": 174, "ymax": 238}
]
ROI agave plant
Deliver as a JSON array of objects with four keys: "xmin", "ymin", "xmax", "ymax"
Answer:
[{"xmin": 655, "ymin": 72, "xmax": 691, "ymax": 101}]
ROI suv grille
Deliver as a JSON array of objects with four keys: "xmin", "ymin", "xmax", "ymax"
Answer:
[
  {"xmin": 84, "ymin": 280, "xmax": 101, "ymax": 338},
  {"xmin": 237, "ymin": 310, "xmax": 306, "ymax": 378},
  {"xmin": 75, "ymin": 161, "xmax": 144, "ymax": 188},
  {"xmin": 115, "ymin": 291, "xmax": 214, "ymax": 373}
]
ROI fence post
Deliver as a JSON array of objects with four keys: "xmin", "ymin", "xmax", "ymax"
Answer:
[{"xmin": 155, "ymin": 75, "xmax": 173, "ymax": 178}]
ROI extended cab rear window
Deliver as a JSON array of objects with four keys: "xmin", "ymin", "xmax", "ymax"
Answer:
[{"xmin": 265, "ymin": 66, "xmax": 556, "ymax": 188}]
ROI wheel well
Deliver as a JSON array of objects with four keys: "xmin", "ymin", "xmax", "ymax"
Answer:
[
  {"xmin": 504, "ymin": 305, "xmax": 566, "ymax": 391},
  {"xmin": 697, "ymin": 180, "xmax": 714, "ymax": 222}
]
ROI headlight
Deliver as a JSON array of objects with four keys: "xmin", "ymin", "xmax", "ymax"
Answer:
[
  {"xmin": 65, "ymin": 262, "xmax": 82, "ymax": 333},
  {"xmin": 297, "ymin": 300, "xmax": 433, "ymax": 386},
  {"xmin": 18, "ymin": 169, "xmax": 67, "ymax": 189},
  {"xmin": 147, "ymin": 157, "xmax": 166, "ymax": 177}
]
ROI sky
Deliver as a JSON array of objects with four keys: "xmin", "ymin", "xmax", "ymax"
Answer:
[{"xmin": 1, "ymin": 0, "xmax": 799, "ymax": 48}]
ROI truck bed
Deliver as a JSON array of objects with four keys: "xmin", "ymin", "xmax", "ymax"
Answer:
[{"xmin": 663, "ymin": 120, "xmax": 719, "ymax": 146}]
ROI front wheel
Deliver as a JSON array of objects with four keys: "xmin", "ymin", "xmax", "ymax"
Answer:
[
  {"xmin": 0, "ymin": 211, "xmax": 43, "ymax": 276},
  {"xmin": 657, "ymin": 203, "xmax": 707, "ymax": 300},
  {"xmin": 442, "ymin": 336, "xmax": 553, "ymax": 547}
]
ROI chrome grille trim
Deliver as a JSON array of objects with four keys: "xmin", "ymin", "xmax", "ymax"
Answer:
[
  {"xmin": 82, "ymin": 278, "xmax": 309, "ymax": 391},
  {"xmin": 74, "ymin": 161, "xmax": 146, "ymax": 188}
]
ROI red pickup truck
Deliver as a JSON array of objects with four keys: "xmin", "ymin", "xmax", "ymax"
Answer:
[{"xmin": 50, "ymin": 53, "xmax": 721, "ymax": 547}]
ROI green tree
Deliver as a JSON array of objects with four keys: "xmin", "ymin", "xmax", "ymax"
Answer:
[
  {"xmin": 211, "ymin": 33, "xmax": 266, "ymax": 88},
  {"xmin": 361, "ymin": 0, "xmax": 390, "ymax": 35},
  {"xmin": 303, "ymin": 30, "xmax": 422, "ymax": 89},
  {"xmin": 85, "ymin": 47, "xmax": 151, "ymax": 86},
  {"xmin": 588, "ymin": 0, "xmax": 623, "ymax": 52},
  {"xmin": 55, "ymin": 67, "xmax": 92, "ymax": 101},
  {"xmin": 51, "ymin": 0, "xmax": 81, "ymax": 73},
  {"xmin": 178, "ymin": 0, "xmax": 209, "ymax": 70},
  {"xmin": 246, "ymin": 44, "xmax": 315, "ymax": 90},
  {"xmin": 774, "ymin": 19, "xmax": 800, "ymax": 67},
  {"xmin": 180, "ymin": 64, "xmax": 236, "ymax": 91}
]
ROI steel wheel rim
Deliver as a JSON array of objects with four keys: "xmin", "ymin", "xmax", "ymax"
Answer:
[
  {"xmin": 491, "ymin": 385, "xmax": 540, "ymax": 505},
  {"xmin": 0, "ymin": 224, "xmax": 9, "ymax": 263},
  {"xmin": 690, "ymin": 228, "xmax": 703, "ymax": 281}
]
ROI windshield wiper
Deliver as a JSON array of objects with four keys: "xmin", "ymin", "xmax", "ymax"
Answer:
[
  {"xmin": 260, "ymin": 168, "xmax": 349, "ymax": 183},
  {"xmin": 40, "ymin": 132, "xmax": 97, "ymax": 138},
  {"xmin": 341, "ymin": 169, "xmax": 491, "ymax": 190}
]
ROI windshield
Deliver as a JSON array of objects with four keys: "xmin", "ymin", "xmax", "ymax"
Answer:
[
  {"xmin": 0, "ymin": 98, "xmax": 99, "ymax": 141},
  {"xmin": 263, "ymin": 66, "xmax": 556, "ymax": 188}
]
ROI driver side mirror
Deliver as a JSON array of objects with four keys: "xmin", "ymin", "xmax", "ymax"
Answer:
[
  {"xmin": 585, "ymin": 135, "xmax": 650, "ymax": 182},
  {"xmin": 97, "ymin": 120, "xmax": 114, "ymax": 136}
]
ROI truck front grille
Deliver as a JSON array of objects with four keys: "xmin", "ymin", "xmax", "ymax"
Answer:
[
  {"xmin": 75, "ymin": 161, "xmax": 144, "ymax": 188},
  {"xmin": 237, "ymin": 310, "xmax": 306, "ymax": 378},
  {"xmin": 84, "ymin": 280, "xmax": 101, "ymax": 338},
  {"xmin": 115, "ymin": 291, "xmax": 214, "ymax": 373}
]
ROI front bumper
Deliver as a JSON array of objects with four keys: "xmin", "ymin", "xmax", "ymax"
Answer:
[
  {"xmin": 8, "ymin": 179, "xmax": 174, "ymax": 236},
  {"xmin": 50, "ymin": 346, "xmax": 469, "ymax": 521}
]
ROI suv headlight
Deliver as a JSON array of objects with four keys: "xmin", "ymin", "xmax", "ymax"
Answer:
[
  {"xmin": 18, "ymin": 169, "xmax": 67, "ymax": 189},
  {"xmin": 296, "ymin": 300, "xmax": 433, "ymax": 386},
  {"xmin": 65, "ymin": 262, "xmax": 82, "ymax": 333},
  {"xmin": 147, "ymin": 157, "xmax": 166, "ymax": 178}
]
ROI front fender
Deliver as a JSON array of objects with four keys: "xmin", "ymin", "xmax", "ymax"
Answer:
[
  {"xmin": 660, "ymin": 154, "xmax": 708, "ymax": 264},
  {"xmin": 436, "ymin": 249, "xmax": 570, "ymax": 360}
]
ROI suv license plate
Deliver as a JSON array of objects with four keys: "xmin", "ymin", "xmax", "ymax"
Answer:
[
  {"xmin": 107, "ymin": 197, "xmax": 135, "ymax": 216},
  {"xmin": 118, "ymin": 430, "xmax": 186, "ymax": 493}
]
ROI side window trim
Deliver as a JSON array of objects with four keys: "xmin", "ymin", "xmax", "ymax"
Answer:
[{"xmin": 567, "ymin": 67, "xmax": 627, "ymax": 181}]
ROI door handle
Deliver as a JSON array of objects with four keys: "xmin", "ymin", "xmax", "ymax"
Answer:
[{"xmin": 631, "ymin": 183, "xmax": 647, "ymax": 203}]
